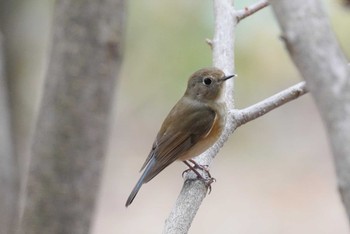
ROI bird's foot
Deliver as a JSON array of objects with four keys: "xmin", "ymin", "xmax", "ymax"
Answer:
[{"xmin": 182, "ymin": 160, "xmax": 216, "ymax": 193}]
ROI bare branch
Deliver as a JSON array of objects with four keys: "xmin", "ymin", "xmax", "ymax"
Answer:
[
  {"xmin": 163, "ymin": 81, "xmax": 309, "ymax": 233},
  {"xmin": 163, "ymin": 1, "xmax": 307, "ymax": 233},
  {"xmin": 236, "ymin": 0, "xmax": 269, "ymax": 23},
  {"xmin": 205, "ymin": 38, "xmax": 213, "ymax": 49},
  {"xmin": 163, "ymin": 0, "xmax": 235, "ymax": 232},
  {"xmin": 236, "ymin": 81, "xmax": 308, "ymax": 126},
  {"xmin": 163, "ymin": 180, "xmax": 207, "ymax": 234}
]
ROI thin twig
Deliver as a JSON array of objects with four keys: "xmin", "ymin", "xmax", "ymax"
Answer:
[
  {"xmin": 236, "ymin": 0, "xmax": 269, "ymax": 23},
  {"xmin": 205, "ymin": 38, "xmax": 213, "ymax": 49},
  {"xmin": 236, "ymin": 81, "xmax": 308, "ymax": 126}
]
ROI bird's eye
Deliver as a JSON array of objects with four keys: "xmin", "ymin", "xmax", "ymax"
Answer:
[{"xmin": 203, "ymin": 77, "xmax": 212, "ymax": 85}]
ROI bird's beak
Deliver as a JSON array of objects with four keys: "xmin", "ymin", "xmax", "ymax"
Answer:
[{"xmin": 220, "ymin": 74, "xmax": 236, "ymax": 82}]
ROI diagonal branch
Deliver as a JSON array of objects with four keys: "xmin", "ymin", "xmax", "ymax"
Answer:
[
  {"xmin": 236, "ymin": 81, "xmax": 308, "ymax": 126},
  {"xmin": 236, "ymin": 0, "xmax": 270, "ymax": 23}
]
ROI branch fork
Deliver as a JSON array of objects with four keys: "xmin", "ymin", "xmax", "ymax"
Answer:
[{"xmin": 163, "ymin": 1, "xmax": 308, "ymax": 233}]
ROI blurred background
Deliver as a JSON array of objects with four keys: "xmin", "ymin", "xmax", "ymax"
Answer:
[{"xmin": 3, "ymin": 0, "xmax": 350, "ymax": 233}]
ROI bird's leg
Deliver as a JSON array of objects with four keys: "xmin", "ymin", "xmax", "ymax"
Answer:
[
  {"xmin": 182, "ymin": 160, "xmax": 216, "ymax": 193},
  {"xmin": 182, "ymin": 161, "xmax": 205, "ymax": 179},
  {"xmin": 188, "ymin": 159, "xmax": 214, "ymax": 179}
]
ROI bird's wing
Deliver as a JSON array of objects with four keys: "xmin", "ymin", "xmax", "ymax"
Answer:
[{"xmin": 140, "ymin": 101, "xmax": 217, "ymax": 183}]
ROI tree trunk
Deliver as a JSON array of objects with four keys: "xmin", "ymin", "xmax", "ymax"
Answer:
[
  {"xmin": 270, "ymin": 0, "xmax": 350, "ymax": 223},
  {"xmin": 20, "ymin": 0, "xmax": 125, "ymax": 233},
  {"xmin": 0, "ymin": 31, "xmax": 19, "ymax": 234}
]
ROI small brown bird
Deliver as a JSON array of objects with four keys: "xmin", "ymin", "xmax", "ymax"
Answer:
[{"xmin": 125, "ymin": 67, "xmax": 235, "ymax": 207}]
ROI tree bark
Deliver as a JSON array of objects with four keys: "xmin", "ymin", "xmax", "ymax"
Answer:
[
  {"xmin": 270, "ymin": 0, "xmax": 350, "ymax": 223},
  {"xmin": 20, "ymin": 0, "xmax": 125, "ymax": 233},
  {"xmin": 163, "ymin": 1, "xmax": 236, "ymax": 233},
  {"xmin": 0, "ymin": 31, "xmax": 19, "ymax": 234}
]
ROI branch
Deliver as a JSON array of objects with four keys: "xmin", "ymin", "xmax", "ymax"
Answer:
[
  {"xmin": 236, "ymin": 0, "xmax": 269, "ymax": 23},
  {"xmin": 163, "ymin": 0, "xmax": 235, "ymax": 232},
  {"xmin": 236, "ymin": 81, "xmax": 308, "ymax": 126},
  {"xmin": 163, "ymin": 1, "xmax": 306, "ymax": 233},
  {"xmin": 163, "ymin": 82, "xmax": 309, "ymax": 233}
]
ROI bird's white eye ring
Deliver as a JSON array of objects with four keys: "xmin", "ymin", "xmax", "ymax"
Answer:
[{"xmin": 203, "ymin": 77, "xmax": 212, "ymax": 85}]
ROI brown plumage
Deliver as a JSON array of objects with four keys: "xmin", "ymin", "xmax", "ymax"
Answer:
[{"xmin": 125, "ymin": 67, "xmax": 235, "ymax": 207}]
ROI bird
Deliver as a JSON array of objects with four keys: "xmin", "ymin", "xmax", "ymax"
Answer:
[{"xmin": 125, "ymin": 67, "xmax": 235, "ymax": 207}]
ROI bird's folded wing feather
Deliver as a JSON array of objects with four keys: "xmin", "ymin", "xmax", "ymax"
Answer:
[{"xmin": 140, "ymin": 102, "xmax": 216, "ymax": 183}]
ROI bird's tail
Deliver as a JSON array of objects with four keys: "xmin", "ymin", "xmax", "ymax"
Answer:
[{"xmin": 125, "ymin": 157, "xmax": 156, "ymax": 207}]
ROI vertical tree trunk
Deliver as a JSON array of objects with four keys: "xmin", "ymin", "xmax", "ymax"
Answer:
[
  {"xmin": 163, "ymin": 0, "xmax": 236, "ymax": 232},
  {"xmin": 20, "ymin": 0, "xmax": 125, "ymax": 233},
  {"xmin": 0, "ymin": 31, "xmax": 19, "ymax": 234},
  {"xmin": 270, "ymin": 0, "xmax": 350, "ymax": 223}
]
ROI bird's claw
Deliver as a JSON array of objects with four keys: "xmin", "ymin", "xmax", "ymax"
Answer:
[
  {"xmin": 182, "ymin": 160, "xmax": 216, "ymax": 194},
  {"xmin": 182, "ymin": 168, "xmax": 191, "ymax": 178}
]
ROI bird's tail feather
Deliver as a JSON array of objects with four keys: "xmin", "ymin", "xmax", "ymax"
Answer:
[{"xmin": 125, "ymin": 157, "xmax": 156, "ymax": 207}]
